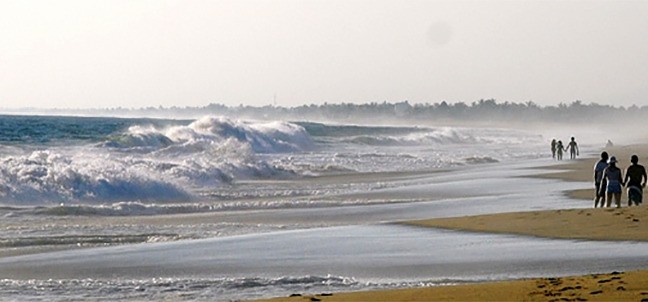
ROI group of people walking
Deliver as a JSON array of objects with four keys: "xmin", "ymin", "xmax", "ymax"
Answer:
[
  {"xmin": 551, "ymin": 137, "xmax": 579, "ymax": 160},
  {"xmin": 593, "ymin": 151, "xmax": 647, "ymax": 208}
]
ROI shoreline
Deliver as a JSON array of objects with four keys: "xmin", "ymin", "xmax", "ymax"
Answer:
[
  {"xmin": 254, "ymin": 144, "xmax": 648, "ymax": 301},
  {"xmin": 255, "ymin": 270, "xmax": 648, "ymax": 302},
  {"xmin": 5, "ymin": 145, "xmax": 648, "ymax": 301},
  {"xmin": 404, "ymin": 205, "xmax": 648, "ymax": 242}
]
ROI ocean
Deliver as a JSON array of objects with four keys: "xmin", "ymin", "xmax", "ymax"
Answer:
[
  {"xmin": 3, "ymin": 114, "xmax": 630, "ymax": 301},
  {"xmin": 0, "ymin": 114, "xmax": 545, "ymax": 209}
]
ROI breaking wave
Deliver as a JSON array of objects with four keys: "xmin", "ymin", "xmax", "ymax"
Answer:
[
  {"xmin": 464, "ymin": 156, "xmax": 500, "ymax": 165},
  {"xmin": 0, "ymin": 117, "xmax": 314, "ymax": 205},
  {"xmin": 103, "ymin": 116, "xmax": 314, "ymax": 153},
  {"xmin": 0, "ymin": 115, "xmax": 545, "ymax": 206}
]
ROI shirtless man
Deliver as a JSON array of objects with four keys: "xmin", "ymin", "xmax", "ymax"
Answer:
[
  {"xmin": 567, "ymin": 137, "xmax": 579, "ymax": 159},
  {"xmin": 593, "ymin": 151, "xmax": 609, "ymax": 208},
  {"xmin": 624, "ymin": 155, "xmax": 647, "ymax": 206}
]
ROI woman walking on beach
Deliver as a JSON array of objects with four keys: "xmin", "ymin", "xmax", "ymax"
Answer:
[
  {"xmin": 551, "ymin": 139, "xmax": 557, "ymax": 159},
  {"xmin": 593, "ymin": 151, "xmax": 609, "ymax": 208},
  {"xmin": 624, "ymin": 155, "xmax": 646, "ymax": 206},
  {"xmin": 602, "ymin": 156, "xmax": 624, "ymax": 208},
  {"xmin": 556, "ymin": 140, "xmax": 565, "ymax": 160}
]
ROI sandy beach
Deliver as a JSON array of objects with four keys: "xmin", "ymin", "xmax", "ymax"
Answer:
[
  {"xmin": 4, "ymin": 1, "xmax": 648, "ymax": 300},
  {"xmin": 4, "ymin": 142, "xmax": 648, "ymax": 301},
  {"xmin": 254, "ymin": 144, "xmax": 648, "ymax": 301},
  {"xmin": 256, "ymin": 270, "xmax": 648, "ymax": 301}
]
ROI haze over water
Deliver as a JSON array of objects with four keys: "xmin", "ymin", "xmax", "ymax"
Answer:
[{"xmin": 2, "ymin": 1, "xmax": 648, "ymax": 301}]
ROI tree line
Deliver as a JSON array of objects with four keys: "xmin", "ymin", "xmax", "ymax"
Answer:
[{"xmin": 4, "ymin": 100, "xmax": 647, "ymax": 125}]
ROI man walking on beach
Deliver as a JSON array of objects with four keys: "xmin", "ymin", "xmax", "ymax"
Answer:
[
  {"xmin": 567, "ymin": 137, "xmax": 579, "ymax": 159},
  {"xmin": 624, "ymin": 155, "xmax": 646, "ymax": 206},
  {"xmin": 594, "ymin": 151, "xmax": 609, "ymax": 208}
]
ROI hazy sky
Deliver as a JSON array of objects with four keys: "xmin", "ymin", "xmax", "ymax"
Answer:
[{"xmin": 1, "ymin": 0, "xmax": 647, "ymax": 109}]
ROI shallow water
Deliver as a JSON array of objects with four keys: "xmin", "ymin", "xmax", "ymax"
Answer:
[
  {"xmin": 0, "ymin": 115, "xmax": 618, "ymax": 301},
  {"xmin": 0, "ymin": 160, "xmax": 587, "ymax": 250},
  {"xmin": 3, "ymin": 224, "xmax": 648, "ymax": 301},
  {"xmin": 0, "ymin": 159, "xmax": 625, "ymax": 302}
]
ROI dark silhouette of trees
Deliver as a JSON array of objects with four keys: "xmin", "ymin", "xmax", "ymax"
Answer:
[{"xmin": 3, "ymin": 99, "xmax": 647, "ymax": 126}]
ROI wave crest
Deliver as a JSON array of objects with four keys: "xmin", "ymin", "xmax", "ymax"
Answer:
[
  {"xmin": 0, "ymin": 151, "xmax": 191, "ymax": 204},
  {"xmin": 103, "ymin": 125, "xmax": 174, "ymax": 150},
  {"xmin": 340, "ymin": 127, "xmax": 478, "ymax": 146},
  {"xmin": 103, "ymin": 117, "xmax": 314, "ymax": 154}
]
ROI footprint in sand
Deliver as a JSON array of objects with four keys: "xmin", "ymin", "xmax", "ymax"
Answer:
[{"xmin": 590, "ymin": 290, "xmax": 603, "ymax": 295}]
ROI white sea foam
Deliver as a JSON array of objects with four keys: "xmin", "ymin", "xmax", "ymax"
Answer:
[
  {"xmin": 105, "ymin": 116, "xmax": 314, "ymax": 153},
  {"xmin": 336, "ymin": 126, "xmax": 540, "ymax": 147},
  {"xmin": 0, "ymin": 117, "xmax": 318, "ymax": 205},
  {"xmin": 0, "ymin": 150, "xmax": 190, "ymax": 204},
  {"xmin": 0, "ymin": 116, "xmax": 548, "ymax": 206},
  {"xmin": 0, "ymin": 275, "xmax": 462, "ymax": 302}
]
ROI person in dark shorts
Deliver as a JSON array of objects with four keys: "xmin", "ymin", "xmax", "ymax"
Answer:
[
  {"xmin": 567, "ymin": 137, "xmax": 579, "ymax": 159},
  {"xmin": 624, "ymin": 155, "xmax": 647, "ymax": 206},
  {"xmin": 603, "ymin": 156, "xmax": 624, "ymax": 208},
  {"xmin": 593, "ymin": 151, "xmax": 609, "ymax": 208}
]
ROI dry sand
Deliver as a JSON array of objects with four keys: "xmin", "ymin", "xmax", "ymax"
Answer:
[
  {"xmin": 404, "ymin": 206, "xmax": 648, "ymax": 242},
  {"xmin": 536, "ymin": 144, "xmax": 648, "ymax": 201},
  {"xmin": 254, "ymin": 144, "xmax": 648, "ymax": 301},
  {"xmin": 409, "ymin": 144, "xmax": 648, "ymax": 242}
]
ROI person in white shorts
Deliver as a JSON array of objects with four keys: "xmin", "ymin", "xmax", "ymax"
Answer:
[{"xmin": 603, "ymin": 156, "xmax": 624, "ymax": 208}]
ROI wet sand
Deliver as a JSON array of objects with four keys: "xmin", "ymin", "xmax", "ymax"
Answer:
[
  {"xmin": 536, "ymin": 144, "xmax": 648, "ymax": 201},
  {"xmin": 405, "ymin": 206, "xmax": 648, "ymax": 242},
  {"xmin": 255, "ymin": 144, "xmax": 648, "ymax": 301},
  {"xmin": 6, "ymin": 145, "xmax": 648, "ymax": 300},
  {"xmin": 405, "ymin": 144, "xmax": 648, "ymax": 242},
  {"xmin": 256, "ymin": 270, "xmax": 648, "ymax": 302}
]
